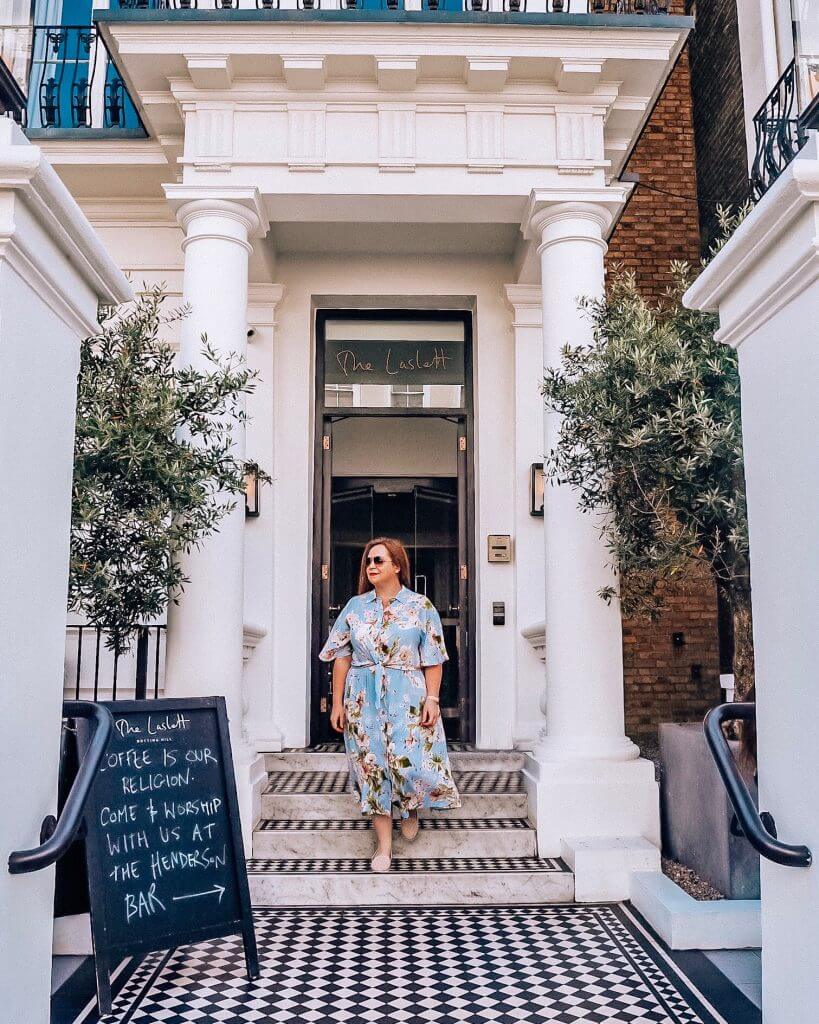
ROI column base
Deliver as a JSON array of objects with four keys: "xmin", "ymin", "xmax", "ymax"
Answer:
[
  {"xmin": 533, "ymin": 732, "xmax": 641, "ymax": 762},
  {"xmin": 523, "ymin": 753, "xmax": 660, "ymax": 860}
]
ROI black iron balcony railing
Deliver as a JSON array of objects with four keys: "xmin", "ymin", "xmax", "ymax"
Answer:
[
  {"xmin": 114, "ymin": 0, "xmax": 669, "ymax": 10},
  {"xmin": 750, "ymin": 59, "xmax": 814, "ymax": 200},
  {"xmin": 26, "ymin": 24, "xmax": 146, "ymax": 135}
]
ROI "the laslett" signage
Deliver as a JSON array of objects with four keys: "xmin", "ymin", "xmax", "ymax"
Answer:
[{"xmin": 325, "ymin": 338, "xmax": 465, "ymax": 385}]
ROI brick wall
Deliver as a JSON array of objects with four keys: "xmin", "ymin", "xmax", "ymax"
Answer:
[
  {"xmin": 685, "ymin": 0, "xmax": 750, "ymax": 250},
  {"xmin": 622, "ymin": 576, "xmax": 722, "ymax": 738},
  {"xmin": 607, "ymin": 28, "xmax": 701, "ymax": 297},
  {"xmin": 605, "ymin": 7, "xmax": 722, "ymax": 736}
]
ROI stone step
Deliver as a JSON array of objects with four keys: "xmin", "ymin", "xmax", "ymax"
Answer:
[
  {"xmin": 260, "ymin": 790, "xmax": 529, "ymax": 820},
  {"xmin": 247, "ymin": 856, "xmax": 574, "ymax": 907},
  {"xmin": 252, "ymin": 817, "xmax": 537, "ymax": 859},
  {"xmin": 260, "ymin": 768, "xmax": 528, "ymax": 820},
  {"xmin": 265, "ymin": 749, "xmax": 526, "ymax": 773}
]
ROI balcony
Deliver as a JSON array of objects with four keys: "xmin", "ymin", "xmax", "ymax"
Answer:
[
  {"xmin": 17, "ymin": 0, "xmax": 678, "ymax": 136},
  {"xmin": 750, "ymin": 1, "xmax": 819, "ymax": 199}
]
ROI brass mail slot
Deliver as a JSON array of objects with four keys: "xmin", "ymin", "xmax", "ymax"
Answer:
[{"xmin": 487, "ymin": 534, "xmax": 512, "ymax": 563}]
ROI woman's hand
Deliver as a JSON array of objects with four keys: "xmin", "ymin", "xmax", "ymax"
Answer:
[
  {"xmin": 330, "ymin": 702, "xmax": 346, "ymax": 733},
  {"xmin": 420, "ymin": 696, "xmax": 440, "ymax": 728}
]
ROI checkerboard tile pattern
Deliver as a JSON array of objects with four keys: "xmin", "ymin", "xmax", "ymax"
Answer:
[
  {"xmin": 262, "ymin": 769, "xmax": 523, "ymax": 795},
  {"xmin": 245, "ymin": 855, "xmax": 565, "ymax": 873},
  {"xmin": 256, "ymin": 816, "xmax": 531, "ymax": 831},
  {"xmin": 94, "ymin": 906, "xmax": 733, "ymax": 1024}
]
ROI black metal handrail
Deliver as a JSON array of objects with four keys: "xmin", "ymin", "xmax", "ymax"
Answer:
[
  {"xmin": 8, "ymin": 701, "xmax": 113, "ymax": 875},
  {"xmin": 704, "ymin": 702, "xmax": 812, "ymax": 868}
]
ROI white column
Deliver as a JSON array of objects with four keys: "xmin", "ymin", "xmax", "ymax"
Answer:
[
  {"xmin": 534, "ymin": 202, "xmax": 638, "ymax": 763},
  {"xmin": 504, "ymin": 286, "xmax": 547, "ymax": 747},
  {"xmin": 162, "ymin": 187, "xmax": 266, "ymax": 769},
  {"xmin": 520, "ymin": 191, "xmax": 659, "ymax": 868}
]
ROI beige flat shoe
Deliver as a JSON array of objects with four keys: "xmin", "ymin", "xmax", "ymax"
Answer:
[
  {"xmin": 370, "ymin": 848, "xmax": 392, "ymax": 872},
  {"xmin": 400, "ymin": 812, "xmax": 420, "ymax": 841}
]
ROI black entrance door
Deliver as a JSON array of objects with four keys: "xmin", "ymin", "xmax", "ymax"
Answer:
[{"xmin": 311, "ymin": 418, "xmax": 471, "ymax": 743}]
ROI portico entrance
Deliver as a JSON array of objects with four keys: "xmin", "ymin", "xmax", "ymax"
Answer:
[{"xmin": 310, "ymin": 310, "xmax": 475, "ymax": 744}]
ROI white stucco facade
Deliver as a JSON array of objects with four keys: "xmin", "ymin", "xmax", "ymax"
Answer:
[
  {"xmin": 0, "ymin": 121, "xmax": 131, "ymax": 1024},
  {"xmin": 34, "ymin": 9, "xmax": 692, "ymax": 865},
  {"xmin": 685, "ymin": 135, "xmax": 819, "ymax": 1024}
]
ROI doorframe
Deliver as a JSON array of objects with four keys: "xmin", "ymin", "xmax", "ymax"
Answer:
[{"xmin": 309, "ymin": 308, "xmax": 476, "ymax": 745}]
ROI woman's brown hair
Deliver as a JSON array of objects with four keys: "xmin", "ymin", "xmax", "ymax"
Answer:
[{"xmin": 357, "ymin": 537, "xmax": 411, "ymax": 594}]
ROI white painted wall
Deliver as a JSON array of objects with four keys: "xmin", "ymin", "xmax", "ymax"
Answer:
[
  {"xmin": 684, "ymin": 138, "xmax": 819, "ymax": 1024},
  {"xmin": 0, "ymin": 124, "xmax": 129, "ymax": 1024},
  {"xmin": 267, "ymin": 254, "xmax": 525, "ymax": 751}
]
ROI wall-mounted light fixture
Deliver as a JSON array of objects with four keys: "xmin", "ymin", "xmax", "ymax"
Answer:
[
  {"xmin": 529, "ymin": 463, "xmax": 545, "ymax": 517},
  {"xmin": 244, "ymin": 463, "xmax": 260, "ymax": 518}
]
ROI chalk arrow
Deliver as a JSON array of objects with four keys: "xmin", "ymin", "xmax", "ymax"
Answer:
[{"xmin": 172, "ymin": 884, "xmax": 226, "ymax": 904}]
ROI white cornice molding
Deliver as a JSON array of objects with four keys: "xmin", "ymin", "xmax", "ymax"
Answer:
[
  {"xmin": 104, "ymin": 22, "xmax": 685, "ymax": 58},
  {"xmin": 0, "ymin": 122, "xmax": 131, "ymax": 309},
  {"xmin": 248, "ymin": 283, "xmax": 286, "ymax": 330},
  {"xmin": 80, "ymin": 199, "xmax": 180, "ymax": 227},
  {"xmin": 683, "ymin": 137, "xmax": 819, "ymax": 349},
  {"xmin": 504, "ymin": 284, "xmax": 542, "ymax": 328}
]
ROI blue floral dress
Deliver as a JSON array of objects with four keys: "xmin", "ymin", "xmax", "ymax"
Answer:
[{"xmin": 319, "ymin": 586, "xmax": 461, "ymax": 819}]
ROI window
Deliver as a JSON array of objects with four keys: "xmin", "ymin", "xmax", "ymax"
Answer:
[
  {"xmin": 324, "ymin": 384, "xmax": 355, "ymax": 408},
  {"xmin": 390, "ymin": 385, "xmax": 425, "ymax": 409}
]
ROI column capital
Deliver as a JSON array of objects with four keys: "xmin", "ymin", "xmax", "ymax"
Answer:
[
  {"xmin": 163, "ymin": 184, "xmax": 269, "ymax": 240},
  {"xmin": 248, "ymin": 283, "xmax": 286, "ymax": 333},
  {"xmin": 521, "ymin": 186, "xmax": 631, "ymax": 249},
  {"xmin": 504, "ymin": 284, "xmax": 542, "ymax": 328}
]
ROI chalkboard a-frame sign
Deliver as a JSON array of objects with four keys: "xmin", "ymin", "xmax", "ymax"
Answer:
[{"xmin": 77, "ymin": 697, "xmax": 259, "ymax": 1017}]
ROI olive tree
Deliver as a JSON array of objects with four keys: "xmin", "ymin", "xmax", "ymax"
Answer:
[
  {"xmin": 541, "ymin": 223, "xmax": 754, "ymax": 698},
  {"xmin": 70, "ymin": 285, "xmax": 263, "ymax": 656}
]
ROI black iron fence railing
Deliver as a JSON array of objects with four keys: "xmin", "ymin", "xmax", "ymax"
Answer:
[
  {"xmin": 750, "ymin": 59, "xmax": 811, "ymax": 200},
  {"xmin": 66, "ymin": 624, "xmax": 166, "ymax": 701},
  {"xmin": 27, "ymin": 24, "xmax": 146, "ymax": 133}
]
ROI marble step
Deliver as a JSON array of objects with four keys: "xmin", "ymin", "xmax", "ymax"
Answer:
[
  {"xmin": 247, "ymin": 856, "xmax": 574, "ymax": 907},
  {"xmin": 252, "ymin": 817, "xmax": 537, "ymax": 859},
  {"xmin": 260, "ymin": 769, "xmax": 529, "ymax": 821},
  {"xmin": 261, "ymin": 790, "xmax": 529, "ymax": 820},
  {"xmin": 265, "ymin": 749, "xmax": 526, "ymax": 773}
]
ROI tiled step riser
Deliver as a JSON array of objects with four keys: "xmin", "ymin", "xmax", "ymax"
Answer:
[
  {"xmin": 260, "ymin": 792, "xmax": 529, "ymax": 821},
  {"xmin": 252, "ymin": 828, "xmax": 537, "ymax": 860},
  {"xmin": 264, "ymin": 751, "xmax": 526, "ymax": 773},
  {"xmin": 249, "ymin": 870, "xmax": 574, "ymax": 907}
]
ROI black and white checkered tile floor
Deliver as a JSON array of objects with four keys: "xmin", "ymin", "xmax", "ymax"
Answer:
[{"xmin": 53, "ymin": 905, "xmax": 759, "ymax": 1024}]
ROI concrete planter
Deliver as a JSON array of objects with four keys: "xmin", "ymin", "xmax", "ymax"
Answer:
[{"xmin": 659, "ymin": 722, "xmax": 760, "ymax": 899}]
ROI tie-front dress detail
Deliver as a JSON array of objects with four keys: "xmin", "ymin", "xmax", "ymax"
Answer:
[{"xmin": 319, "ymin": 586, "xmax": 461, "ymax": 819}]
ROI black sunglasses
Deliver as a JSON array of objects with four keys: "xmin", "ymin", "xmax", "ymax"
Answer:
[{"xmin": 366, "ymin": 555, "xmax": 389, "ymax": 566}]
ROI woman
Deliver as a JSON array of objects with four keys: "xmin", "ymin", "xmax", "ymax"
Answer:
[{"xmin": 319, "ymin": 537, "xmax": 461, "ymax": 872}]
